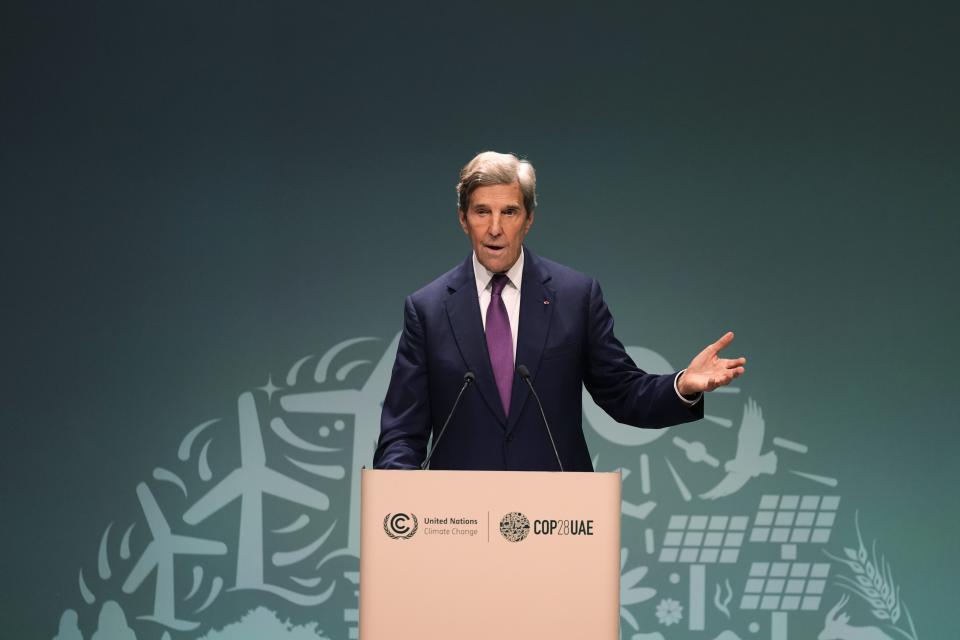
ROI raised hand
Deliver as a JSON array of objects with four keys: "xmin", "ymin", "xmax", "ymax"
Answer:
[{"xmin": 677, "ymin": 331, "xmax": 746, "ymax": 396}]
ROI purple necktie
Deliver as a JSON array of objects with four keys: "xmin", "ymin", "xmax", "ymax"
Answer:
[{"xmin": 485, "ymin": 274, "xmax": 513, "ymax": 416}]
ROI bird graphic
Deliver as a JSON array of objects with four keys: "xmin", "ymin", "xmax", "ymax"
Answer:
[{"xmin": 699, "ymin": 398, "xmax": 777, "ymax": 500}]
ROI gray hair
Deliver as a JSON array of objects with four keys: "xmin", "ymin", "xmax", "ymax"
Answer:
[{"xmin": 456, "ymin": 151, "xmax": 537, "ymax": 215}]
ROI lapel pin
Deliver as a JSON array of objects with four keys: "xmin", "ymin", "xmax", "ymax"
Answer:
[{"xmin": 543, "ymin": 298, "xmax": 550, "ymax": 305}]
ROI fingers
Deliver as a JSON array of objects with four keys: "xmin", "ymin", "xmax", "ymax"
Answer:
[
  {"xmin": 711, "ymin": 331, "xmax": 735, "ymax": 353},
  {"xmin": 708, "ymin": 366, "xmax": 745, "ymax": 390},
  {"xmin": 721, "ymin": 357, "xmax": 747, "ymax": 369}
]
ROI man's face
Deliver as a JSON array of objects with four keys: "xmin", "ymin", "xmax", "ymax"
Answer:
[{"xmin": 459, "ymin": 181, "xmax": 534, "ymax": 273}]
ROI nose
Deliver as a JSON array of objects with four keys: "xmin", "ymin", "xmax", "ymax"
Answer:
[{"xmin": 488, "ymin": 213, "xmax": 503, "ymax": 237}]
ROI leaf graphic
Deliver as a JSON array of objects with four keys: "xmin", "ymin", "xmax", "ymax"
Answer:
[
  {"xmin": 619, "ymin": 551, "xmax": 656, "ymax": 609},
  {"xmin": 621, "ymin": 566, "xmax": 649, "ymax": 587},
  {"xmin": 622, "ymin": 587, "xmax": 656, "ymax": 606},
  {"xmin": 621, "ymin": 607, "xmax": 639, "ymax": 631}
]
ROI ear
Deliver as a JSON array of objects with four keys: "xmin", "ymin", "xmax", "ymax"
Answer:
[
  {"xmin": 458, "ymin": 209, "xmax": 469, "ymax": 235},
  {"xmin": 523, "ymin": 209, "xmax": 535, "ymax": 232}
]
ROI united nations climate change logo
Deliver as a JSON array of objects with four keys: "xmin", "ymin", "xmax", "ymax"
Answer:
[
  {"xmin": 499, "ymin": 512, "xmax": 530, "ymax": 542},
  {"xmin": 383, "ymin": 513, "xmax": 418, "ymax": 540}
]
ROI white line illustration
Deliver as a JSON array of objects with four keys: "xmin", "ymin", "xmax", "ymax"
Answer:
[
  {"xmin": 790, "ymin": 470, "xmax": 839, "ymax": 487},
  {"xmin": 773, "ymin": 437, "xmax": 808, "ymax": 453},
  {"xmin": 124, "ymin": 483, "xmax": 227, "ymax": 630},
  {"xmin": 665, "ymin": 458, "xmax": 692, "ymax": 502},
  {"xmin": 182, "ymin": 392, "xmax": 331, "ymax": 597},
  {"xmin": 700, "ymin": 399, "xmax": 777, "ymax": 500},
  {"xmin": 818, "ymin": 595, "xmax": 894, "ymax": 640},
  {"xmin": 280, "ymin": 334, "xmax": 400, "ymax": 556},
  {"xmin": 673, "ymin": 437, "xmax": 720, "ymax": 467},
  {"xmin": 704, "ymin": 415, "xmax": 734, "ymax": 428},
  {"xmin": 639, "ymin": 453, "xmax": 651, "ymax": 494}
]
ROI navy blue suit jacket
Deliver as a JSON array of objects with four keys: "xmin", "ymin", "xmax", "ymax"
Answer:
[{"xmin": 373, "ymin": 248, "xmax": 703, "ymax": 471}]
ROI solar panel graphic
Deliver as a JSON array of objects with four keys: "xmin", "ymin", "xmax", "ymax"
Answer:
[
  {"xmin": 749, "ymin": 495, "xmax": 839, "ymax": 546},
  {"xmin": 659, "ymin": 514, "xmax": 751, "ymax": 631},
  {"xmin": 740, "ymin": 561, "xmax": 831, "ymax": 611},
  {"xmin": 659, "ymin": 515, "xmax": 749, "ymax": 564},
  {"xmin": 740, "ymin": 494, "xmax": 842, "ymax": 640}
]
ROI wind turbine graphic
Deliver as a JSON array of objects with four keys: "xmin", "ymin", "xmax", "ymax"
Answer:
[
  {"xmin": 122, "ymin": 483, "xmax": 227, "ymax": 630},
  {"xmin": 183, "ymin": 391, "xmax": 331, "ymax": 591},
  {"xmin": 280, "ymin": 332, "xmax": 400, "ymax": 555}
]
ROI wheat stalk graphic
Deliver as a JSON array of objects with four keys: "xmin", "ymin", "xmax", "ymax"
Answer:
[{"xmin": 824, "ymin": 511, "xmax": 919, "ymax": 640}]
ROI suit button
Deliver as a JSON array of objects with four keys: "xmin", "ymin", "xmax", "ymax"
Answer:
[{"xmin": 506, "ymin": 434, "xmax": 514, "ymax": 442}]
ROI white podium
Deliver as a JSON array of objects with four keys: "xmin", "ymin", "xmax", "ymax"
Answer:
[{"xmin": 359, "ymin": 469, "xmax": 622, "ymax": 639}]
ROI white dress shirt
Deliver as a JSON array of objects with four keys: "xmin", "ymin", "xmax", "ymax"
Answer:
[
  {"xmin": 471, "ymin": 249, "xmax": 701, "ymax": 406},
  {"xmin": 473, "ymin": 248, "xmax": 524, "ymax": 361}
]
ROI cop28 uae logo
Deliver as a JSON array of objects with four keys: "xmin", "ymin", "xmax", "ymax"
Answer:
[
  {"xmin": 499, "ymin": 512, "xmax": 531, "ymax": 542},
  {"xmin": 383, "ymin": 513, "xmax": 418, "ymax": 540},
  {"xmin": 47, "ymin": 334, "xmax": 921, "ymax": 640}
]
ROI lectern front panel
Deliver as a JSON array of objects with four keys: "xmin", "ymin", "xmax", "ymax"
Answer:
[{"xmin": 360, "ymin": 469, "xmax": 621, "ymax": 639}]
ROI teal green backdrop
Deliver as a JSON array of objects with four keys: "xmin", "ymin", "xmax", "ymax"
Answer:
[{"xmin": 1, "ymin": 3, "xmax": 956, "ymax": 640}]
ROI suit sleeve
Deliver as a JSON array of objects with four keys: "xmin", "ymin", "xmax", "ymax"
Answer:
[
  {"xmin": 583, "ymin": 278, "xmax": 703, "ymax": 428},
  {"xmin": 373, "ymin": 295, "xmax": 432, "ymax": 469}
]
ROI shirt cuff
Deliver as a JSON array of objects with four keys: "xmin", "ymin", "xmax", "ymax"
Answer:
[{"xmin": 674, "ymin": 369, "xmax": 703, "ymax": 406}]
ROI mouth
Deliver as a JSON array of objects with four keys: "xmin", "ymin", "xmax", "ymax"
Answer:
[{"xmin": 483, "ymin": 243, "xmax": 506, "ymax": 254}]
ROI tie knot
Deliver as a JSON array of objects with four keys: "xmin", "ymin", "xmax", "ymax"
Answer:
[{"xmin": 490, "ymin": 273, "xmax": 509, "ymax": 296}]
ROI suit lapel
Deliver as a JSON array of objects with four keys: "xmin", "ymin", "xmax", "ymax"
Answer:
[
  {"xmin": 444, "ymin": 256, "xmax": 508, "ymax": 427},
  {"xmin": 506, "ymin": 250, "xmax": 554, "ymax": 434}
]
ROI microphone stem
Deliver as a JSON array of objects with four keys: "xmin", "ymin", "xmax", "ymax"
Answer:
[
  {"xmin": 421, "ymin": 377, "xmax": 473, "ymax": 470},
  {"xmin": 523, "ymin": 377, "xmax": 564, "ymax": 472}
]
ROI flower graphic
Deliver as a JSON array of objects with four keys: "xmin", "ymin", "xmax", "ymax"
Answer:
[{"xmin": 655, "ymin": 598, "xmax": 683, "ymax": 627}]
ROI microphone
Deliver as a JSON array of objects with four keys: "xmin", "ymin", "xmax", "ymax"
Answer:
[
  {"xmin": 517, "ymin": 364, "xmax": 564, "ymax": 472},
  {"xmin": 421, "ymin": 371, "xmax": 475, "ymax": 470}
]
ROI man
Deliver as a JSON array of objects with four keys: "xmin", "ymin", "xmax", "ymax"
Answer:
[{"xmin": 373, "ymin": 151, "xmax": 745, "ymax": 471}]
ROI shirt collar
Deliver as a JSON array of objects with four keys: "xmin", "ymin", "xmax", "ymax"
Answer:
[{"xmin": 472, "ymin": 247, "xmax": 524, "ymax": 296}]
